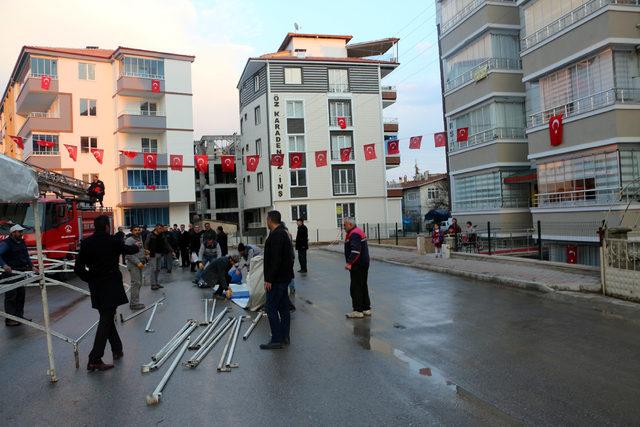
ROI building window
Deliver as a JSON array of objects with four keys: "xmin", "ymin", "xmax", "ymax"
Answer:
[
  {"xmin": 288, "ymin": 135, "xmax": 305, "ymax": 152},
  {"xmin": 330, "ymin": 133, "xmax": 353, "ymax": 161},
  {"xmin": 126, "ymin": 169, "xmax": 168, "ymax": 190},
  {"xmin": 254, "ymin": 74, "xmax": 260, "ymax": 92},
  {"xmin": 140, "ymin": 102, "xmax": 158, "ymax": 116},
  {"xmin": 80, "ymin": 98, "xmax": 97, "ymax": 117},
  {"xmin": 291, "ymin": 205, "xmax": 308, "ymax": 221},
  {"xmin": 332, "ymin": 165, "xmax": 356, "ymax": 196},
  {"xmin": 284, "ymin": 67, "xmax": 302, "ymax": 85},
  {"xmin": 427, "ymin": 188, "xmax": 440, "ymax": 200},
  {"xmin": 329, "ymin": 100, "xmax": 352, "ymax": 127},
  {"xmin": 141, "ymin": 137, "xmax": 158, "ymax": 153},
  {"xmin": 124, "ymin": 207, "xmax": 169, "ymax": 227},
  {"xmin": 328, "ymin": 69, "xmax": 349, "ymax": 93},
  {"xmin": 454, "ymin": 170, "xmax": 529, "ymax": 211},
  {"xmin": 82, "ymin": 173, "xmax": 99, "ymax": 183},
  {"xmin": 255, "ymin": 138, "xmax": 262, "ymax": 154},
  {"xmin": 407, "ymin": 192, "xmax": 418, "ymax": 201},
  {"xmin": 122, "ymin": 57, "xmax": 165, "ymax": 79},
  {"xmin": 78, "ymin": 63, "xmax": 96, "ymax": 80},
  {"xmin": 336, "ymin": 202, "xmax": 355, "ymax": 227},
  {"xmin": 32, "ymin": 134, "xmax": 58, "ymax": 155},
  {"xmin": 80, "ymin": 136, "xmax": 98, "ymax": 153},
  {"xmin": 30, "ymin": 57, "xmax": 57, "ymax": 78},
  {"xmin": 257, "ymin": 172, "xmax": 264, "ymax": 191},
  {"xmin": 254, "ymin": 106, "xmax": 261, "ymax": 125},
  {"xmin": 286, "ymin": 101, "xmax": 304, "ymax": 118},
  {"xmin": 290, "ymin": 158, "xmax": 308, "ymax": 198}
]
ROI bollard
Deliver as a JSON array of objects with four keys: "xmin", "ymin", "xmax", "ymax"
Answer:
[
  {"xmin": 537, "ymin": 220, "xmax": 542, "ymax": 260},
  {"xmin": 487, "ymin": 221, "xmax": 492, "ymax": 255},
  {"xmin": 395, "ymin": 222, "xmax": 399, "ymax": 246},
  {"xmin": 377, "ymin": 224, "xmax": 381, "ymax": 244}
]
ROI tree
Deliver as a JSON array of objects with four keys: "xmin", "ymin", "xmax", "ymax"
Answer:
[{"xmin": 422, "ymin": 180, "xmax": 450, "ymax": 212}]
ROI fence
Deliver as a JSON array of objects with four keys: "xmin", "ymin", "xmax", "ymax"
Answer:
[{"xmin": 602, "ymin": 237, "xmax": 640, "ymax": 301}]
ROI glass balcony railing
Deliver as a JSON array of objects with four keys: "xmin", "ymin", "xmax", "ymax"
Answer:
[
  {"xmin": 328, "ymin": 83, "xmax": 349, "ymax": 93},
  {"xmin": 120, "ymin": 70, "xmax": 165, "ymax": 80},
  {"xmin": 449, "ymin": 127, "xmax": 526, "ymax": 152},
  {"xmin": 440, "ymin": 0, "xmax": 517, "ymax": 34},
  {"xmin": 534, "ymin": 187, "xmax": 621, "ymax": 207},
  {"xmin": 454, "ymin": 195, "xmax": 530, "ymax": 211},
  {"xmin": 445, "ymin": 58, "xmax": 521, "ymax": 92}
]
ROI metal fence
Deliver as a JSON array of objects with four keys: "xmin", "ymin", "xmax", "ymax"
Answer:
[{"xmin": 603, "ymin": 237, "xmax": 640, "ymax": 301}]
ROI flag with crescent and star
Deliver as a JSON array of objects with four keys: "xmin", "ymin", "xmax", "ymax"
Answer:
[
  {"xmin": 40, "ymin": 75, "xmax": 51, "ymax": 90},
  {"xmin": 363, "ymin": 143, "xmax": 377, "ymax": 160},
  {"xmin": 195, "ymin": 154, "xmax": 208, "ymax": 173},
  {"xmin": 315, "ymin": 150, "xmax": 327, "ymax": 167},
  {"xmin": 170, "ymin": 154, "xmax": 183, "ymax": 171},
  {"xmin": 456, "ymin": 127, "xmax": 469, "ymax": 142},
  {"xmin": 221, "ymin": 155, "xmax": 235, "ymax": 173},
  {"xmin": 549, "ymin": 114, "xmax": 563, "ymax": 146},
  {"xmin": 9, "ymin": 136, "xmax": 24, "ymax": 150},
  {"xmin": 270, "ymin": 153, "xmax": 284, "ymax": 167},
  {"xmin": 387, "ymin": 139, "xmax": 399, "ymax": 155},
  {"xmin": 151, "ymin": 79, "xmax": 161, "ymax": 93},
  {"xmin": 144, "ymin": 153, "xmax": 158, "ymax": 169},
  {"xmin": 36, "ymin": 140, "xmax": 55, "ymax": 148},
  {"xmin": 337, "ymin": 116, "xmax": 347, "ymax": 129},
  {"xmin": 433, "ymin": 133, "xmax": 446, "ymax": 148},
  {"xmin": 246, "ymin": 155, "xmax": 260, "ymax": 172},
  {"xmin": 289, "ymin": 152, "xmax": 303, "ymax": 169},
  {"xmin": 119, "ymin": 150, "xmax": 138, "ymax": 159},
  {"xmin": 64, "ymin": 144, "xmax": 77, "ymax": 161},
  {"xmin": 410, "ymin": 136, "xmax": 423, "ymax": 149},
  {"xmin": 91, "ymin": 148, "xmax": 104, "ymax": 164},
  {"xmin": 146, "ymin": 185, "xmax": 157, "ymax": 191},
  {"xmin": 340, "ymin": 147, "xmax": 352, "ymax": 162}
]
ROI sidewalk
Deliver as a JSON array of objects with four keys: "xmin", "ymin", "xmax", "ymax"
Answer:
[{"xmin": 320, "ymin": 244, "xmax": 601, "ymax": 293}]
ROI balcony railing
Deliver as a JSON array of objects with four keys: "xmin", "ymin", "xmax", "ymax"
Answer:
[
  {"xmin": 381, "ymin": 85, "xmax": 397, "ymax": 91},
  {"xmin": 454, "ymin": 195, "xmax": 530, "ymax": 211},
  {"xmin": 32, "ymin": 146, "xmax": 59, "ymax": 156},
  {"xmin": 328, "ymin": 83, "xmax": 349, "ymax": 93},
  {"xmin": 521, "ymin": 0, "xmax": 640, "ymax": 51},
  {"xmin": 118, "ymin": 109, "xmax": 166, "ymax": 117},
  {"xmin": 527, "ymin": 88, "xmax": 640, "ymax": 128},
  {"xmin": 27, "ymin": 111, "xmax": 60, "ymax": 119},
  {"xmin": 449, "ymin": 127, "xmax": 526, "ymax": 152},
  {"xmin": 120, "ymin": 70, "xmax": 165, "ymax": 80},
  {"xmin": 330, "ymin": 147, "xmax": 355, "ymax": 161},
  {"xmin": 534, "ymin": 187, "xmax": 639, "ymax": 208},
  {"xmin": 384, "ymin": 117, "xmax": 398, "ymax": 125},
  {"xmin": 329, "ymin": 116, "xmax": 353, "ymax": 127},
  {"xmin": 22, "ymin": 71, "xmax": 59, "ymax": 85},
  {"xmin": 125, "ymin": 185, "xmax": 169, "ymax": 191},
  {"xmin": 445, "ymin": 57, "xmax": 522, "ymax": 92},
  {"xmin": 333, "ymin": 183, "xmax": 356, "ymax": 195},
  {"xmin": 440, "ymin": 0, "xmax": 517, "ymax": 34}
]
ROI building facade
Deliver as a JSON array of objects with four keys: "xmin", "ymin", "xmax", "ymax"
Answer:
[
  {"xmin": 0, "ymin": 46, "xmax": 196, "ymax": 227},
  {"xmin": 436, "ymin": 0, "xmax": 640, "ymax": 265},
  {"xmin": 236, "ymin": 33, "xmax": 402, "ymax": 239},
  {"xmin": 399, "ymin": 173, "xmax": 449, "ymax": 224}
]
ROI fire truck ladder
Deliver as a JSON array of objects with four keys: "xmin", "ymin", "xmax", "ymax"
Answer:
[{"xmin": 22, "ymin": 161, "xmax": 91, "ymax": 200}]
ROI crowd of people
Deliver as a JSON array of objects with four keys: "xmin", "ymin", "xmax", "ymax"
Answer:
[{"xmin": 431, "ymin": 218, "xmax": 477, "ymax": 257}]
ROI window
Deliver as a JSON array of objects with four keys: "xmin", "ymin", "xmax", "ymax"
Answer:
[
  {"xmin": 286, "ymin": 101, "xmax": 304, "ymax": 118},
  {"xmin": 254, "ymin": 74, "xmax": 260, "ymax": 92},
  {"xmin": 328, "ymin": 69, "xmax": 349, "ymax": 93},
  {"xmin": 30, "ymin": 57, "xmax": 57, "ymax": 78},
  {"xmin": 254, "ymin": 106, "xmax": 261, "ymax": 125},
  {"xmin": 126, "ymin": 169, "xmax": 168, "ymax": 190},
  {"xmin": 332, "ymin": 165, "xmax": 356, "ymax": 195},
  {"xmin": 290, "ymin": 154, "xmax": 307, "ymax": 198},
  {"xmin": 454, "ymin": 170, "xmax": 530, "ymax": 211},
  {"xmin": 448, "ymin": 101, "xmax": 525, "ymax": 150},
  {"xmin": 330, "ymin": 133, "xmax": 353, "ymax": 161},
  {"xmin": 80, "ymin": 98, "xmax": 97, "ymax": 117},
  {"xmin": 284, "ymin": 67, "xmax": 302, "ymax": 85},
  {"xmin": 329, "ymin": 100, "xmax": 352, "ymax": 127},
  {"xmin": 523, "ymin": 0, "xmax": 590, "ymax": 38},
  {"xmin": 291, "ymin": 205, "xmax": 308, "ymax": 221},
  {"xmin": 141, "ymin": 137, "xmax": 158, "ymax": 153},
  {"xmin": 255, "ymin": 138, "xmax": 262, "ymax": 154},
  {"xmin": 257, "ymin": 172, "xmax": 264, "ymax": 191},
  {"xmin": 32, "ymin": 134, "xmax": 58, "ymax": 155},
  {"xmin": 407, "ymin": 192, "xmax": 418, "ymax": 201},
  {"xmin": 124, "ymin": 207, "xmax": 169, "ymax": 227},
  {"xmin": 122, "ymin": 57, "xmax": 165, "ymax": 79},
  {"xmin": 82, "ymin": 173, "xmax": 99, "ymax": 183},
  {"xmin": 336, "ymin": 202, "xmax": 355, "ymax": 227},
  {"xmin": 78, "ymin": 63, "xmax": 95, "ymax": 80},
  {"xmin": 140, "ymin": 102, "xmax": 158, "ymax": 116},
  {"xmin": 80, "ymin": 137, "xmax": 98, "ymax": 153},
  {"xmin": 288, "ymin": 135, "xmax": 305, "ymax": 152},
  {"xmin": 428, "ymin": 188, "xmax": 440, "ymax": 200}
]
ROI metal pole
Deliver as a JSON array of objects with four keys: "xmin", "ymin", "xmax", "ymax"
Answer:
[
  {"xmin": 395, "ymin": 222, "xmax": 398, "ymax": 246},
  {"xmin": 150, "ymin": 320, "xmax": 192, "ymax": 361},
  {"xmin": 146, "ymin": 338, "xmax": 190, "ymax": 406},
  {"xmin": 34, "ymin": 201, "xmax": 57, "ymax": 383},
  {"xmin": 144, "ymin": 302, "xmax": 159, "ymax": 333},
  {"xmin": 316, "ymin": 228, "xmax": 319, "ymax": 243},
  {"xmin": 225, "ymin": 315, "xmax": 244, "ymax": 368},
  {"xmin": 242, "ymin": 311, "xmax": 264, "ymax": 340},
  {"xmin": 487, "ymin": 221, "xmax": 492, "ymax": 255},
  {"xmin": 537, "ymin": 220, "xmax": 542, "ymax": 260},
  {"xmin": 143, "ymin": 321, "xmax": 196, "ymax": 373},
  {"xmin": 189, "ymin": 306, "xmax": 227, "ymax": 350},
  {"xmin": 120, "ymin": 296, "xmax": 166, "ymax": 323},
  {"xmin": 217, "ymin": 317, "xmax": 238, "ymax": 372},
  {"xmin": 377, "ymin": 223, "xmax": 381, "ymax": 244},
  {"xmin": 208, "ymin": 299, "xmax": 216, "ymax": 323},
  {"xmin": 187, "ymin": 317, "xmax": 234, "ymax": 367}
]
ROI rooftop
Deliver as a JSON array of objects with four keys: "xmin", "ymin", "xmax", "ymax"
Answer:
[
  {"xmin": 397, "ymin": 174, "xmax": 448, "ymax": 190},
  {"xmin": 277, "ymin": 33, "xmax": 353, "ymax": 52}
]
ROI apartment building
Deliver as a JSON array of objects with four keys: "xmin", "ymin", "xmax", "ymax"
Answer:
[
  {"xmin": 0, "ymin": 46, "xmax": 196, "ymax": 227},
  {"xmin": 437, "ymin": 0, "xmax": 640, "ymax": 265},
  {"xmin": 236, "ymin": 33, "xmax": 403, "ymax": 238}
]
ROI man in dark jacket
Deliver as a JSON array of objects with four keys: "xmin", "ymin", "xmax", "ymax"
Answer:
[
  {"xmin": 201, "ymin": 222, "xmax": 216, "ymax": 242},
  {"xmin": 145, "ymin": 224, "xmax": 173, "ymax": 290},
  {"xmin": 343, "ymin": 218, "xmax": 371, "ymax": 319},
  {"xmin": 87, "ymin": 176, "xmax": 105, "ymax": 207},
  {"xmin": 163, "ymin": 226, "xmax": 177, "ymax": 273},
  {"xmin": 178, "ymin": 224, "xmax": 190, "ymax": 268},
  {"xmin": 189, "ymin": 224, "xmax": 202, "ymax": 272},
  {"xmin": 201, "ymin": 255, "xmax": 239, "ymax": 297},
  {"xmin": 0, "ymin": 224, "xmax": 37, "ymax": 326},
  {"xmin": 261, "ymin": 210, "xmax": 294, "ymax": 350},
  {"xmin": 295, "ymin": 219, "xmax": 308, "ymax": 273},
  {"xmin": 74, "ymin": 215, "xmax": 139, "ymax": 371},
  {"xmin": 216, "ymin": 226, "xmax": 228, "ymax": 256}
]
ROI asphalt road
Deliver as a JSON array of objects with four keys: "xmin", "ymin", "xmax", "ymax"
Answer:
[{"xmin": 1, "ymin": 249, "xmax": 640, "ymax": 426}]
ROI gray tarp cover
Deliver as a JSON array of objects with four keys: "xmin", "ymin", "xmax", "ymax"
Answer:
[{"xmin": 0, "ymin": 154, "xmax": 39, "ymax": 203}]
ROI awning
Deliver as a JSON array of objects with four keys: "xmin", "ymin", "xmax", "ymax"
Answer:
[
  {"xmin": 0, "ymin": 154, "xmax": 39, "ymax": 203},
  {"xmin": 503, "ymin": 172, "xmax": 537, "ymax": 184},
  {"xmin": 347, "ymin": 38, "xmax": 399, "ymax": 57}
]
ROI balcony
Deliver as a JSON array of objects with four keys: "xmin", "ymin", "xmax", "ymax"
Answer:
[
  {"xmin": 119, "ymin": 152, "xmax": 168, "ymax": 168},
  {"xmin": 120, "ymin": 188, "xmax": 170, "ymax": 206},
  {"xmin": 454, "ymin": 195, "xmax": 530, "ymax": 211},
  {"xmin": 17, "ymin": 95, "xmax": 73, "ymax": 138},
  {"xmin": 16, "ymin": 74, "xmax": 59, "ymax": 115},
  {"xmin": 533, "ymin": 187, "xmax": 636, "ymax": 208},
  {"xmin": 383, "ymin": 117, "xmax": 399, "ymax": 133},
  {"xmin": 439, "ymin": 0, "xmax": 517, "ymax": 35},
  {"xmin": 328, "ymin": 83, "xmax": 350, "ymax": 93},
  {"xmin": 117, "ymin": 110, "xmax": 167, "ymax": 133},
  {"xmin": 527, "ymin": 88, "xmax": 640, "ymax": 129},
  {"xmin": 333, "ymin": 183, "xmax": 356, "ymax": 196},
  {"xmin": 329, "ymin": 116, "xmax": 353, "ymax": 128},
  {"xmin": 449, "ymin": 127, "xmax": 526, "ymax": 152},
  {"xmin": 386, "ymin": 156, "xmax": 401, "ymax": 169},
  {"xmin": 381, "ymin": 85, "xmax": 397, "ymax": 108},
  {"xmin": 117, "ymin": 73, "xmax": 165, "ymax": 97},
  {"xmin": 445, "ymin": 58, "xmax": 521, "ymax": 93}
]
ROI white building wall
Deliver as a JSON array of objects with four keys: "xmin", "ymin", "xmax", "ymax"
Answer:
[
  {"xmin": 240, "ymin": 94, "xmax": 271, "ymax": 210},
  {"xmin": 164, "ymin": 59, "xmax": 192, "ymax": 93}
]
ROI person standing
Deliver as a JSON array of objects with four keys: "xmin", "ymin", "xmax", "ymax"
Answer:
[
  {"xmin": 343, "ymin": 218, "xmax": 371, "ymax": 319},
  {"xmin": 125, "ymin": 225, "xmax": 146, "ymax": 310},
  {"xmin": 432, "ymin": 224, "xmax": 444, "ymax": 258},
  {"xmin": 140, "ymin": 225, "xmax": 150, "ymax": 244},
  {"xmin": 163, "ymin": 226, "xmax": 177, "ymax": 273},
  {"xmin": 178, "ymin": 224, "xmax": 190, "ymax": 268},
  {"xmin": 145, "ymin": 224, "xmax": 173, "ymax": 290},
  {"xmin": 114, "ymin": 226, "xmax": 126, "ymax": 265},
  {"xmin": 261, "ymin": 210, "xmax": 294, "ymax": 350},
  {"xmin": 201, "ymin": 222, "xmax": 216, "ymax": 242},
  {"xmin": 189, "ymin": 224, "xmax": 202, "ymax": 272},
  {"xmin": 74, "ymin": 215, "xmax": 138, "ymax": 371},
  {"xmin": 216, "ymin": 226, "xmax": 228, "ymax": 256},
  {"xmin": 0, "ymin": 225, "xmax": 37, "ymax": 327},
  {"xmin": 87, "ymin": 176, "xmax": 105, "ymax": 207},
  {"xmin": 295, "ymin": 219, "xmax": 308, "ymax": 273}
]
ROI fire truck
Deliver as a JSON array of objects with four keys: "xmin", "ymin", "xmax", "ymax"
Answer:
[{"xmin": 0, "ymin": 162, "xmax": 114, "ymax": 258}]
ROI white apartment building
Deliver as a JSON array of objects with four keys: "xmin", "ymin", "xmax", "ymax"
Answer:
[
  {"xmin": 0, "ymin": 46, "xmax": 196, "ymax": 227},
  {"xmin": 236, "ymin": 33, "xmax": 403, "ymax": 239}
]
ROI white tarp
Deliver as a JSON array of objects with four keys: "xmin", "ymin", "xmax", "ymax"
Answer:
[
  {"xmin": 245, "ymin": 255, "xmax": 266, "ymax": 311},
  {"xmin": 0, "ymin": 154, "xmax": 39, "ymax": 203}
]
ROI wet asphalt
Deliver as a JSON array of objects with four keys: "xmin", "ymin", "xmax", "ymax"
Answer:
[{"xmin": 1, "ymin": 249, "xmax": 640, "ymax": 426}]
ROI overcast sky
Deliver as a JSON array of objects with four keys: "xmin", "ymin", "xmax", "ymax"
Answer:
[{"xmin": 0, "ymin": 0, "xmax": 446, "ymax": 179}]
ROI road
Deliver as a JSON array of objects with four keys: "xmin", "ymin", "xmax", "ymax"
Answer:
[{"xmin": 1, "ymin": 249, "xmax": 640, "ymax": 425}]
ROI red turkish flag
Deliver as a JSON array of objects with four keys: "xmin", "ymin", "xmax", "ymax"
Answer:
[
  {"xmin": 337, "ymin": 116, "xmax": 347, "ymax": 129},
  {"xmin": 119, "ymin": 150, "xmax": 138, "ymax": 159},
  {"xmin": 456, "ymin": 127, "xmax": 469, "ymax": 142},
  {"xmin": 151, "ymin": 79, "xmax": 161, "ymax": 93},
  {"xmin": 409, "ymin": 136, "xmax": 423, "ymax": 149},
  {"xmin": 340, "ymin": 147, "xmax": 352, "ymax": 162},
  {"xmin": 40, "ymin": 75, "xmax": 51, "ymax": 90},
  {"xmin": 194, "ymin": 154, "xmax": 208, "ymax": 173},
  {"xmin": 566, "ymin": 244, "xmax": 577, "ymax": 264},
  {"xmin": 144, "ymin": 153, "xmax": 158, "ymax": 169},
  {"xmin": 91, "ymin": 148, "xmax": 104, "ymax": 164},
  {"xmin": 9, "ymin": 136, "xmax": 24, "ymax": 150},
  {"xmin": 363, "ymin": 143, "xmax": 377, "ymax": 161},
  {"xmin": 170, "ymin": 154, "xmax": 183, "ymax": 171},
  {"xmin": 246, "ymin": 155, "xmax": 260, "ymax": 172},
  {"xmin": 146, "ymin": 185, "xmax": 157, "ymax": 191},
  {"xmin": 549, "ymin": 114, "xmax": 563, "ymax": 146},
  {"xmin": 387, "ymin": 139, "xmax": 399, "ymax": 155},
  {"xmin": 36, "ymin": 140, "xmax": 55, "ymax": 148},
  {"xmin": 221, "ymin": 155, "xmax": 235, "ymax": 173},
  {"xmin": 315, "ymin": 150, "xmax": 327, "ymax": 167},
  {"xmin": 289, "ymin": 152, "xmax": 303, "ymax": 169},
  {"xmin": 64, "ymin": 144, "xmax": 77, "ymax": 161},
  {"xmin": 270, "ymin": 154, "xmax": 284, "ymax": 167},
  {"xmin": 433, "ymin": 132, "xmax": 447, "ymax": 148}
]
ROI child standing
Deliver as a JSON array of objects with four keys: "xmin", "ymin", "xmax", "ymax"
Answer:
[{"xmin": 432, "ymin": 224, "xmax": 444, "ymax": 258}]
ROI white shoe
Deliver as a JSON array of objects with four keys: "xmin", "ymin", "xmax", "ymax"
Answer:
[
  {"xmin": 346, "ymin": 311, "xmax": 364, "ymax": 319},
  {"xmin": 363, "ymin": 310, "xmax": 372, "ymax": 316}
]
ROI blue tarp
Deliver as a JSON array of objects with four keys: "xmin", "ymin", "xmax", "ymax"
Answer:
[{"xmin": 424, "ymin": 209, "xmax": 450, "ymax": 222}]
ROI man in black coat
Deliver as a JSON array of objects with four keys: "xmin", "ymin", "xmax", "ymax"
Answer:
[
  {"xmin": 0, "ymin": 224, "xmax": 37, "ymax": 326},
  {"xmin": 295, "ymin": 219, "xmax": 308, "ymax": 273},
  {"xmin": 261, "ymin": 210, "xmax": 294, "ymax": 350},
  {"xmin": 146, "ymin": 224, "xmax": 173, "ymax": 289},
  {"xmin": 188, "ymin": 224, "xmax": 202, "ymax": 272},
  {"xmin": 74, "ymin": 215, "xmax": 139, "ymax": 372},
  {"xmin": 216, "ymin": 226, "xmax": 228, "ymax": 256},
  {"xmin": 178, "ymin": 224, "xmax": 191, "ymax": 268},
  {"xmin": 87, "ymin": 176, "xmax": 105, "ymax": 207}
]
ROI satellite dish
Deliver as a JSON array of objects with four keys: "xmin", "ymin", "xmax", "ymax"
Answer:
[{"xmin": 294, "ymin": 23, "xmax": 300, "ymax": 31}]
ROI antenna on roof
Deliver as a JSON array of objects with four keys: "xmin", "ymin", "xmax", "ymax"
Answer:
[{"xmin": 294, "ymin": 23, "xmax": 300, "ymax": 32}]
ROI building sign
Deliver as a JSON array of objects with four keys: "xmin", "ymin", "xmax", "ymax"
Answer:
[
  {"xmin": 473, "ymin": 64, "xmax": 489, "ymax": 82},
  {"xmin": 272, "ymin": 94, "xmax": 285, "ymax": 199}
]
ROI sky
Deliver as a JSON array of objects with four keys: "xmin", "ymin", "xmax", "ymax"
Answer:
[{"xmin": 0, "ymin": 0, "xmax": 446, "ymax": 180}]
